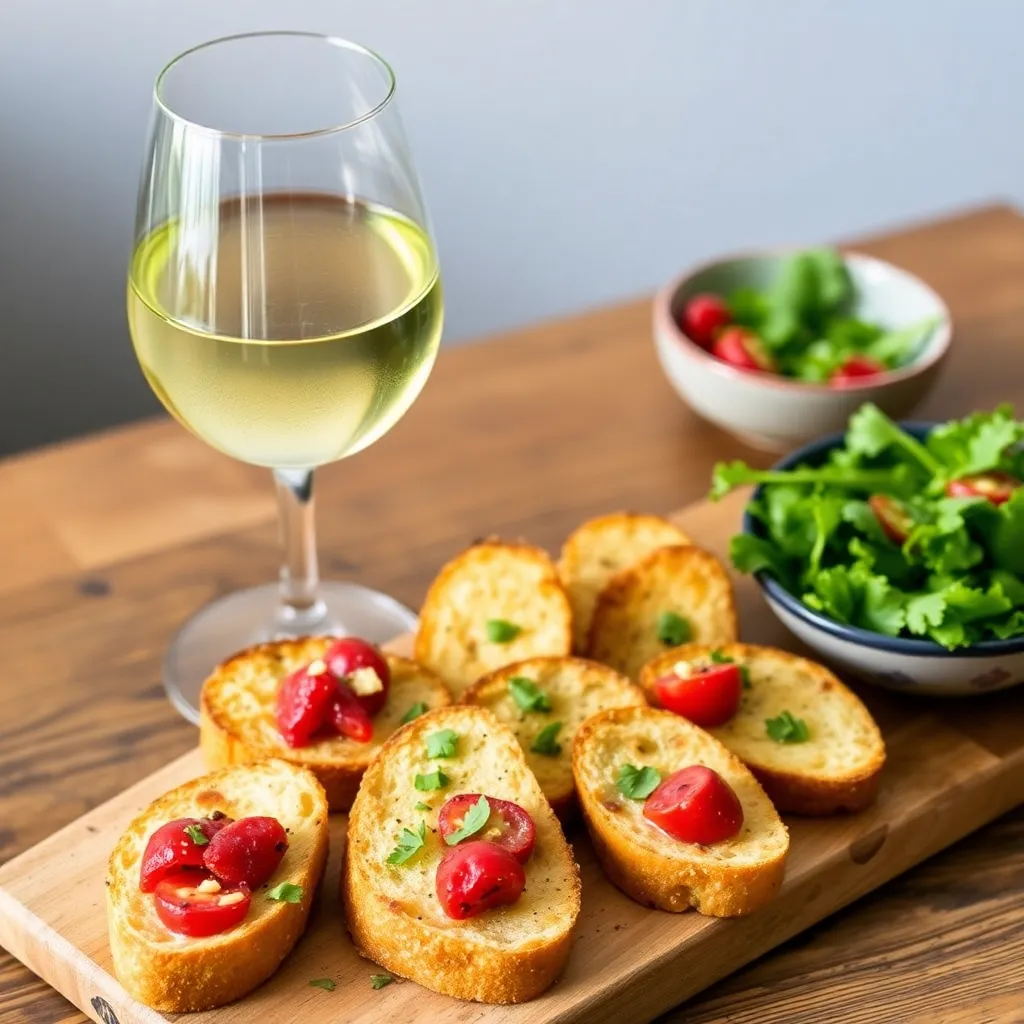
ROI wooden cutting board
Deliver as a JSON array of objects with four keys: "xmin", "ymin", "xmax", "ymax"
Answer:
[{"xmin": 2, "ymin": 489, "xmax": 1024, "ymax": 1024}]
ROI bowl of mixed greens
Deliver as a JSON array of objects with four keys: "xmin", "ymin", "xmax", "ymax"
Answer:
[
  {"xmin": 653, "ymin": 248, "xmax": 951, "ymax": 452},
  {"xmin": 712, "ymin": 403, "xmax": 1024, "ymax": 696}
]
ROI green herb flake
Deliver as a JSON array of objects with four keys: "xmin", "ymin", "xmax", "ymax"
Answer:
[
  {"xmin": 443, "ymin": 795, "xmax": 491, "ymax": 845},
  {"xmin": 370, "ymin": 973, "xmax": 395, "ymax": 990},
  {"xmin": 766, "ymin": 711, "xmax": 810, "ymax": 744},
  {"xmin": 656, "ymin": 611, "xmax": 691, "ymax": 646},
  {"xmin": 386, "ymin": 821, "xmax": 427, "ymax": 865},
  {"xmin": 531, "ymin": 721, "xmax": 563, "ymax": 756},
  {"xmin": 709, "ymin": 649, "xmax": 733, "ymax": 664},
  {"xmin": 508, "ymin": 676, "xmax": 552, "ymax": 713},
  {"xmin": 486, "ymin": 618, "xmax": 522, "ymax": 643},
  {"xmin": 309, "ymin": 978, "xmax": 336, "ymax": 992},
  {"xmin": 414, "ymin": 801, "xmax": 432, "ymax": 812},
  {"xmin": 183, "ymin": 824, "xmax": 209, "ymax": 846},
  {"xmin": 266, "ymin": 881, "xmax": 304, "ymax": 903},
  {"xmin": 739, "ymin": 665, "xmax": 753, "ymax": 690},
  {"xmin": 414, "ymin": 769, "xmax": 450, "ymax": 792},
  {"xmin": 617, "ymin": 763, "xmax": 662, "ymax": 800},
  {"xmin": 401, "ymin": 701, "xmax": 428, "ymax": 724},
  {"xmin": 425, "ymin": 728, "xmax": 459, "ymax": 759}
]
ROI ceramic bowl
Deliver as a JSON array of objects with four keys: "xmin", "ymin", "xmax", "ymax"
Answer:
[
  {"xmin": 653, "ymin": 251, "xmax": 952, "ymax": 453},
  {"xmin": 744, "ymin": 426, "xmax": 1024, "ymax": 697}
]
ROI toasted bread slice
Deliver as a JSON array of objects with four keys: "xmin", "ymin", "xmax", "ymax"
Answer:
[
  {"xmin": 558, "ymin": 512, "xmax": 692, "ymax": 651},
  {"xmin": 639, "ymin": 643, "xmax": 886, "ymax": 815},
  {"xmin": 573, "ymin": 706, "xmax": 788, "ymax": 916},
  {"xmin": 107, "ymin": 760, "xmax": 328, "ymax": 1011},
  {"xmin": 586, "ymin": 545, "xmax": 738, "ymax": 680},
  {"xmin": 462, "ymin": 657, "xmax": 648, "ymax": 815},
  {"xmin": 414, "ymin": 539, "xmax": 573, "ymax": 697},
  {"xmin": 344, "ymin": 705, "xmax": 581, "ymax": 1003},
  {"xmin": 200, "ymin": 638, "xmax": 451, "ymax": 811}
]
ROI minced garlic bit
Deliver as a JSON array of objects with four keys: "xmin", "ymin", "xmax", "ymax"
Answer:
[
  {"xmin": 349, "ymin": 666, "xmax": 384, "ymax": 696},
  {"xmin": 307, "ymin": 659, "xmax": 327, "ymax": 675},
  {"xmin": 672, "ymin": 661, "xmax": 694, "ymax": 679},
  {"xmin": 218, "ymin": 891, "xmax": 246, "ymax": 906},
  {"xmin": 196, "ymin": 878, "xmax": 222, "ymax": 894}
]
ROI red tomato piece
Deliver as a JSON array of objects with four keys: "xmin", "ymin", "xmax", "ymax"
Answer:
[
  {"xmin": 203, "ymin": 816, "xmax": 288, "ymax": 889},
  {"xmin": 275, "ymin": 661, "xmax": 336, "ymax": 747},
  {"xmin": 435, "ymin": 841, "xmax": 526, "ymax": 920},
  {"xmin": 711, "ymin": 327, "xmax": 777, "ymax": 372},
  {"xmin": 680, "ymin": 293, "xmax": 731, "ymax": 349},
  {"xmin": 655, "ymin": 663, "xmax": 742, "ymax": 728},
  {"xmin": 328, "ymin": 681, "xmax": 374, "ymax": 742},
  {"xmin": 868, "ymin": 494, "xmax": 914, "ymax": 544},
  {"xmin": 829, "ymin": 355, "xmax": 886, "ymax": 387},
  {"xmin": 437, "ymin": 794, "xmax": 537, "ymax": 863},
  {"xmin": 154, "ymin": 872, "xmax": 252, "ymax": 937},
  {"xmin": 643, "ymin": 766, "xmax": 744, "ymax": 845},
  {"xmin": 324, "ymin": 637, "xmax": 391, "ymax": 716},
  {"xmin": 945, "ymin": 471, "xmax": 1020, "ymax": 506},
  {"xmin": 139, "ymin": 816, "xmax": 230, "ymax": 892}
]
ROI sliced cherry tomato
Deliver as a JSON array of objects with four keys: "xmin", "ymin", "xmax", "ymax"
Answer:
[
  {"xmin": 945, "ymin": 471, "xmax": 1020, "ymax": 506},
  {"xmin": 324, "ymin": 637, "xmax": 390, "ymax": 716},
  {"xmin": 680, "ymin": 293, "xmax": 730, "ymax": 349},
  {"xmin": 203, "ymin": 816, "xmax": 288, "ymax": 889},
  {"xmin": 655, "ymin": 663, "xmax": 742, "ymax": 728},
  {"xmin": 275, "ymin": 660, "xmax": 336, "ymax": 747},
  {"xmin": 828, "ymin": 355, "xmax": 886, "ymax": 387},
  {"xmin": 711, "ymin": 327, "xmax": 777, "ymax": 373},
  {"xmin": 435, "ymin": 841, "xmax": 526, "ymax": 920},
  {"xmin": 154, "ymin": 871, "xmax": 252, "ymax": 937},
  {"xmin": 437, "ymin": 794, "xmax": 536, "ymax": 864},
  {"xmin": 643, "ymin": 766, "xmax": 744, "ymax": 845},
  {"xmin": 869, "ymin": 494, "xmax": 914, "ymax": 545},
  {"xmin": 329, "ymin": 682, "xmax": 374, "ymax": 742},
  {"xmin": 139, "ymin": 815, "xmax": 230, "ymax": 892}
]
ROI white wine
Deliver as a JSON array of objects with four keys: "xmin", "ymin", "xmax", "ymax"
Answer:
[{"xmin": 128, "ymin": 193, "xmax": 442, "ymax": 468}]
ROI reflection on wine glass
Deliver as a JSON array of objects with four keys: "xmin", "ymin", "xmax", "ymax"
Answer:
[{"xmin": 127, "ymin": 32, "xmax": 443, "ymax": 722}]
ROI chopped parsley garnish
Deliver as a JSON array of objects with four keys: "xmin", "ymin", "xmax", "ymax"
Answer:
[
  {"xmin": 371, "ymin": 973, "xmax": 395, "ymax": 989},
  {"xmin": 183, "ymin": 824, "xmax": 209, "ymax": 846},
  {"xmin": 486, "ymin": 619, "xmax": 521, "ymax": 643},
  {"xmin": 425, "ymin": 728, "xmax": 459, "ymax": 759},
  {"xmin": 617, "ymin": 763, "xmax": 662, "ymax": 800},
  {"xmin": 531, "ymin": 721, "xmax": 563, "ymax": 756},
  {"xmin": 414, "ymin": 769, "xmax": 449, "ymax": 792},
  {"xmin": 415, "ymin": 801, "xmax": 432, "ymax": 812},
  {"xmin": 766, "ymin": 711, "xmax": 810, "ymax": 744},
  {"xmin": 656, "ymin": 611, "xmax": 692, "ymax": 646},
  {"xmin": 309, "ymin": 978, "xmax": 336, "ymax": 991},
  {"xmin": 508, "ymin": 676, "xmax": 552, "ymax": 713},
  {"xmin": 443, "ymin": 795, "xmax": 491, "ymax": 845},
  {"xmin": 709, "ymin": 648, "xmax": 752, "ymax": 688},
  {"xmin": 387, "ymin": 821, "xmax": 426, "ymax": 865},
  {"xmin": 266, "ymin": 881, "xmax": 304, "ymax": 903},
  {"xmin": 401, "ymin": 701, "xmax": 428, "ymax": 724},
  {"xmin": 739, "ymin": 665, "xmax": 753, "ymax": 689}
]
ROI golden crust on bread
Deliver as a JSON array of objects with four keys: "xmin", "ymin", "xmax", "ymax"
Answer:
[
  {"xmin": 587, "ymin": 545, "xmax": 738, "ymax": 679},
  {"xmin": 200, "ymin": 638, "xmax": 451, "ymax": 810},
  {"xmin": 106, "ymin": 760, "xmax": 328, "ymax": 1011},
  {"xmin": 640, "ymin": 643, "xmax": 886, "ymax": 815}
]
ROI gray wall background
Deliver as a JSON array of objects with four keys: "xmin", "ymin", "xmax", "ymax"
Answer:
[{"xmin": 1, "ymin": 0, "xmax": 1019, "ymax": 456}]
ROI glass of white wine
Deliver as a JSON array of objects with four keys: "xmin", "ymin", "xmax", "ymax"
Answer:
[{"xmin": 128, "ymin": 32, "xmax": 443, "ymax": 722}]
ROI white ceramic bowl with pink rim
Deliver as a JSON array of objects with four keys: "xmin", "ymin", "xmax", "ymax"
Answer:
[{"xmin": 652, "ymin": 251, "xmax": 953, "ymax": 453}]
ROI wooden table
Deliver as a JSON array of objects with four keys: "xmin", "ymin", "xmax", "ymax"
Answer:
[{"xmin": 2, "ymin": 205, "xmax": 1023, "ymax": 1024}]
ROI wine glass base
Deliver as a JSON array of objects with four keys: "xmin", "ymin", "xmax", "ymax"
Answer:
[{"xmin": 162, "ymin": 581, "xmax": 419, "ymax": 725}]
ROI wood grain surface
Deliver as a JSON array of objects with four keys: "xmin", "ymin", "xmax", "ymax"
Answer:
[
  {"xmin": 4, "ymin": 491, "xmax": 1024, "ymax": 1024},
  {"xmin": 1, "ymin": 204, "xmax": 1023, "ymax": 1023}
]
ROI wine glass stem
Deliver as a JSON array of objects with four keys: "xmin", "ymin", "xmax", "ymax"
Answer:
[{"xmin": 273, "ymin": 467, "xmax": 329, "ymax": 634}]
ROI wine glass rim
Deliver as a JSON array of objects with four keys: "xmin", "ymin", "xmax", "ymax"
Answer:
[{"xmin": 154, "ymin": 30, "xmax": 397, "ymax": 141}]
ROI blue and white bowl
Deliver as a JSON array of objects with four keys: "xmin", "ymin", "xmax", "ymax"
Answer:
[{"xmin": 744, "ymin": 426, "xmax": 1024, "ymax": 696}]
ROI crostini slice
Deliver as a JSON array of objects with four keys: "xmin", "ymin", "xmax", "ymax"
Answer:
[
  {"xmin": 573, "ymin": 706, "xmax": 788, "ymax": 916},
  {"xmin": 557, "ymin": 512, "xmax": 692, "ymax": 651},
  {"xmin": 462, "ymin": 656, "xmax": 648, "ymax": 815},
  {"xmin": 107, "ymin": 759, "xmax": 329, "ymax": 1012},
  {"xmin": 586, "ymin": 545, "xmax": 738, "ymax": 680},
  {"xmin": 639, "ymin": 643, "xmax": 886, "ymax": 815},
  {"xmin": 414, "ymin": 539, "xmax": 573, "ymax": 697},
  {"xmin": 344, "ymin": 705, "xmax": 581, "ymax": 1004},
  {"xmin": 200, "ymin": 638, "xmax": 451, "ymax": 811}
]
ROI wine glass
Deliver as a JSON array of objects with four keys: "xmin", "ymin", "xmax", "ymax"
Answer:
[{"xmin": 128, "ymin": 32, "xmax": 442, "ymax": 722}]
